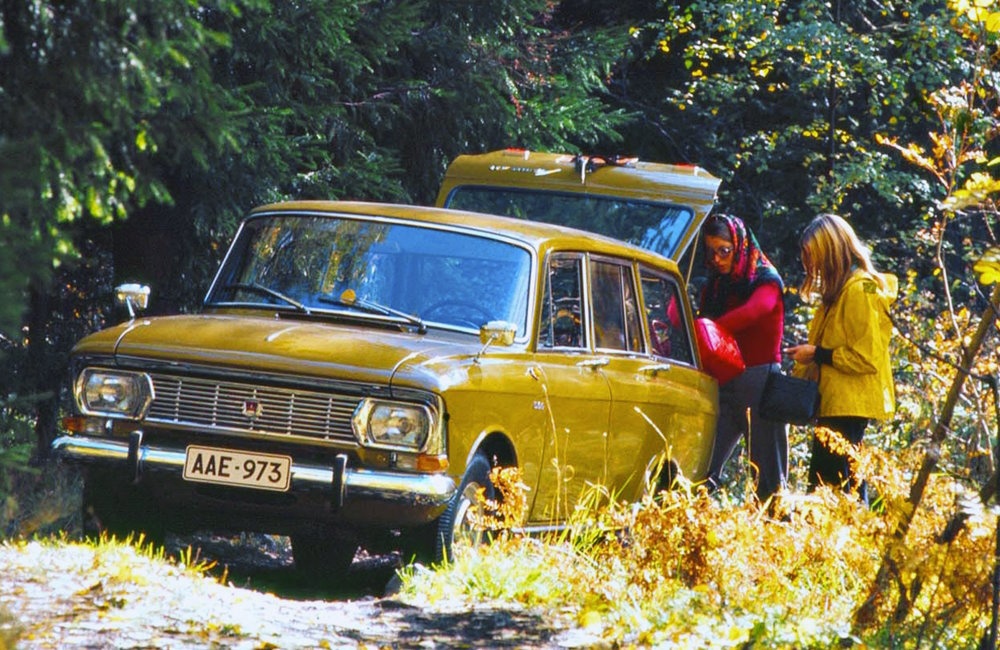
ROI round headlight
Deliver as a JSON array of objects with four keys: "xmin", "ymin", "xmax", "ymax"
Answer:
[{"xmin": 77, "ymin": 369, "xmax": 154, "ymax": 419}]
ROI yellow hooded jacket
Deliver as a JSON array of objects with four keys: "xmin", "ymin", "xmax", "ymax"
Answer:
[{"xmin": 797, "ymin": 269, "xmax": 898, "ymax": 420}]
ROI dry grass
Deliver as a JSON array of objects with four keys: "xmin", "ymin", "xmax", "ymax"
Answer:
[{"xmin": 399, "ymin": 442, "xmax": 994, "ymax": 648}]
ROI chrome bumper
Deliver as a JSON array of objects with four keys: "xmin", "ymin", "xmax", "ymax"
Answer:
[{"xmin": 51, "ymin": 433, "xmax": 456, "ymax": 510}]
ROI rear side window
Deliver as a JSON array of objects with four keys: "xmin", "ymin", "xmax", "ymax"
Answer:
[
  {"xmin": 639, "ymin": 268, "xmax": 695, "ymax": 364},
  {"xmin": 591, "ymin": 260, "xmax": 643, "ymax": 353}
]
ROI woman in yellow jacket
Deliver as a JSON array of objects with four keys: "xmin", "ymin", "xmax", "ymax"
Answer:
[{"xmin": 785, "ymin": 214, "xmax": 896, "ymax": 503}]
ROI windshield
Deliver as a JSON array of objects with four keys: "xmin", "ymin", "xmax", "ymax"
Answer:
[
  {"xmin": 207, "ymin": 213, "xmax": 533, "ymax": 335},
  {"xmin": 443, "ymin": 186, "xmax": 696, "ymax": 259}
]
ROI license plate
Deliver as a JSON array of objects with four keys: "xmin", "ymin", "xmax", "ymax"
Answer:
[{"xmin": 183, "ymin": 445, "xmax": 292, "ymax": 492}]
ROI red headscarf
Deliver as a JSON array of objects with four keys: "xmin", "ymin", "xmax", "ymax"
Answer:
[{"xmin": 699, "ymin": 214, "xmax": 783, "ymax": 319}]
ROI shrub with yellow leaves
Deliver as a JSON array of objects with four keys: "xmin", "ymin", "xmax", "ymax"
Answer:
[{"xmin": 401, "ymin": 430, "xmax": 993, "ymax": 647}]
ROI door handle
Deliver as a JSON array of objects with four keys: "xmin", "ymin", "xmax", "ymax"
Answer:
[
  {"xmin": 640, "ymin": 363, "xmax": 672, "ymax": 375},
  {"xmin": 576, "ymin": 357, "xmax": 610, "ymax": 369}
]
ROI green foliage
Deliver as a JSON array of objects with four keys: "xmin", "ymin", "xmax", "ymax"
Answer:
[
  {"xmin": 609, "ymin": 0, "xmax": 970, "ymax": 274},
  {"xmin": 0, "ymin": 0, "xmax": 251, "ymax": 335},
  {"xmin": 1, "ymin": 0, "xmax": 634, "ymax": 452},
  {"xmin": 0, "ymin": 391, "xmax": 81, "ymax": 539},
  {"xmin": 0, "ymin": 393, "xmax": 44, "ymax": 532},
  {"xmin": 872, "ymin": 0, "xmax": 1000, "ymax": 491}
]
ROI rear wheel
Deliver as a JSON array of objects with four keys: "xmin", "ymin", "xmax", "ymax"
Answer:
[
  {"xmin": 290, "ymin": 533, "xmax": 358, "ymax": 578},
  {"xmin": 433, "ymin": 454, "xmax": 496, "ymax": 564},
  {"xmin": 643, "ymin": 454, "xmax": 683, "ymax": 499}
]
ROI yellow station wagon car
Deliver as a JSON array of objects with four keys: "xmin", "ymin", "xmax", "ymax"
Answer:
[{"xmin": 53, "ymin": 154, "xmax": 720, "ymax": 574}]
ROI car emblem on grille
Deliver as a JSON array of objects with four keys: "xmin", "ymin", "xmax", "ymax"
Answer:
[{"xmin": 242, "ymin": 399, "xmax": 263, "ymax": 419}]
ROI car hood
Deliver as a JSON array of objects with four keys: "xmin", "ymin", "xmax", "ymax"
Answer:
[{"xmin": 73, "ymin": 313, "xmax": 480, "ymax": 389}]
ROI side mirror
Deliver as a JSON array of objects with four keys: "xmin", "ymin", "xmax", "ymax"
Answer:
[
  {"xmin": 476, "ymin": 321, "xmax": 517, "ymax": 362},
  {"xmin": 479, "ymin": 320, "xmax": 517, "ymax": 347},
  {"xmin": 115, "ymin": 284, "xmax": 151, "ymax": 319}
]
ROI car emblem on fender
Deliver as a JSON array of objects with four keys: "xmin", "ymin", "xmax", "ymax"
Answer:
[{"xmin": 242, "ymin": 399, "xmax": 263, "ymax": 419}]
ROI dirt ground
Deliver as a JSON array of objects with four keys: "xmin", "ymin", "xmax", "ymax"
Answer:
[{"xmin": 0, "ymin": 534, "xmax": 599, "ymax": 649}]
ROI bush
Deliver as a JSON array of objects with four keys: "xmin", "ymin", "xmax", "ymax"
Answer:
[{"xmin": 0, "ymin": 395, "xmax": 80, "ymax": 540}]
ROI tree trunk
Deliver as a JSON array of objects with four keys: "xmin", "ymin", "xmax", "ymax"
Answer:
[{"xmin": 26, "ymin": 285, "xmax": 58, "ymax": 463}]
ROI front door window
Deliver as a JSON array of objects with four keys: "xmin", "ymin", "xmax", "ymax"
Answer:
[{"xmin": 539, "ymin": 254, "xmax": 585, "ymax": 349}]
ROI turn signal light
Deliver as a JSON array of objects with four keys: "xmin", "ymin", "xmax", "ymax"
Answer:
[
  {"xmin": 61, "ymin": 416, "xmax": 88, "ymax": 434},
  {"xmin": 416, "ymin": 454, "xmax": 449, "ymax": 472}
]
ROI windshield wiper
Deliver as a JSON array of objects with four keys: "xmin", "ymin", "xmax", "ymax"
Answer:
[
  {"xmin": 221, "ymin": 283, "xmax": 311, "ymax": 314},
  {"xmin": 317, "ymin": 290, "xmax": 426, "ymax": 334}
]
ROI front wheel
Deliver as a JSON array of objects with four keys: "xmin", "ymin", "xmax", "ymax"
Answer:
[{"xmin": 433, "ymin": 454, "xmax": 496, "ymax": 564}]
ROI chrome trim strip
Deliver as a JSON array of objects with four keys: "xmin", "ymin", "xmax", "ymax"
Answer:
[{"xmin": 52, "ymin": 435, "xmax": 456, "ymax": 507}]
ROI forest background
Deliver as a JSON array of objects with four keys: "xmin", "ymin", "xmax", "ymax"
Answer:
[{"xmin": 1, "ymin": 0, "xmax": 999, "ymax": 647}]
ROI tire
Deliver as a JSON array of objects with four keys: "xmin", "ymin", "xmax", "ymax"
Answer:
[
  {"xmin": 656, "ymin": 461, "xmax": 679, "ymax": 492},
  {"xmin": 81, "ymin": 469, "xmax": 165, "ymax": 547},
  {"xmin": 290, "ymin": 533, "xmax": 358, "ymax": 578},
  {"xmin": 433, "ymin": 454, "xmax": 496, "ymax": 564}
]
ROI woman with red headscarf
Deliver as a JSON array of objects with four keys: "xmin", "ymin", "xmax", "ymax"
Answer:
[{"xmin": 699, "ymin": 213, "xmax": 786, "ymax": 503}]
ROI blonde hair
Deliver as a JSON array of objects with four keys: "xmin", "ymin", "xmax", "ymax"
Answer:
[{"xmin": 799, "ymin": 213, "xmax": 886, "ymax": 305}]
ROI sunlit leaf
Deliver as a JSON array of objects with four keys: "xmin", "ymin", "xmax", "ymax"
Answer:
[{"xmin": 973, "ymin": 247, "xmax": 1000, "ymax": 285}]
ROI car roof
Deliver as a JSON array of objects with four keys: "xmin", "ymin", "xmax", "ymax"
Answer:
[
  {"xmin": 248, "ymin": 200, "xmax": 683, "ymax": 273},
  {"xmin": 435, "ymin": 149, "xmax": 721, "ymax": 258}
]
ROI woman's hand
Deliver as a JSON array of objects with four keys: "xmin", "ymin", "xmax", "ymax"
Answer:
[{"xmin": 783, "ymin": 344, "xmax": 816, "ymax": 364}]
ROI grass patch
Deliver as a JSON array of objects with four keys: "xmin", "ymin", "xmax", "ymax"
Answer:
[
  {"xmin": 397, "ymin": 439, "xmax": 994, "ymax": 648},
  {"xmin": 1, "ymin": 533, "xmax": 249, "ymax": 647}
]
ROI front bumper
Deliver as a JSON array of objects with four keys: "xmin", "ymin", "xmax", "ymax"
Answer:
[{"xmin": 51, "ymin": 432, "xmax": 456, "ymax": 512}]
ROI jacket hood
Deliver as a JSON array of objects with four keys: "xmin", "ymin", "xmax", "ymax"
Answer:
[
  {"xmin": 844, "ymin": 269, "xmax": 898, "ymax": 305},
  {"xmin": 72, "ymin": 313, "xmax": 480, "ymax": 389}
]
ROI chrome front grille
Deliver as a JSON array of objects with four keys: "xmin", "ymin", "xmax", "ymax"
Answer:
[{"xmin": 145, "ymin": 373, "xmax": 358, "ymax": 444}]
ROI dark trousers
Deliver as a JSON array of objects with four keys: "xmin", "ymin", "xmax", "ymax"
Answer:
[
  {"xmin": 707, "ymin": 363, "xmax": 788, "ymax": 503},
  {"xmin": 809, "ymin": 416, "xmax": 869, "ymax": 504}
]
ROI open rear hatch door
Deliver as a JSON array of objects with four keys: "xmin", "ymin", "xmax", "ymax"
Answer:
[{"xmin": 436, "ymin": 149, "xmax": 720, "ymax": 261}]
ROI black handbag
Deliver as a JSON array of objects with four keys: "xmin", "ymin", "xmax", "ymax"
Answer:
[
  {"xmin": 760, "ymin": 313, "xmax": 830, "ymax": 425},
  {"xmin": 758, "ymin": 368, "xmax": 819, "ymax": 425}
]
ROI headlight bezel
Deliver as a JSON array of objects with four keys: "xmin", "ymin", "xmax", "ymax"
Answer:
[
  {"xmin": 75, "ymin": 368, "xmax": 155, "ymax": 420},
  {"xmin": 352, "ymin": 398, "xmax": 440, "ymax": 453}
]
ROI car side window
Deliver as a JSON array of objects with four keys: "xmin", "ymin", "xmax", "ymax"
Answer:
[
  {"xmin": 539, "ymin": 254, "xmax": 585, "ymax": 349},
  {"xmin": 639, "ymin": 268, "xmax": 695, "ymax": 364},
  {"xmin": 591, "ymin": 259, "xmax": 643, "ymax": 353}
]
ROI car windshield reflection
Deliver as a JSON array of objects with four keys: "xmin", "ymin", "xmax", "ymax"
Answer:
[{"xmin": 207, "ymin": 213, "xmax": 533, "ymax": 335}]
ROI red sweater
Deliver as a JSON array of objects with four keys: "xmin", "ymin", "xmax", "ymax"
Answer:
[{"xmin": 714, "ymin": 283, "xmax": 784, "ymax": 366}]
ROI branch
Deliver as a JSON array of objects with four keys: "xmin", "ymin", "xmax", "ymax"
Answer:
[{"xmin": 854, "ymin": 283, "xmax": 1000, "ymax": 630}]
